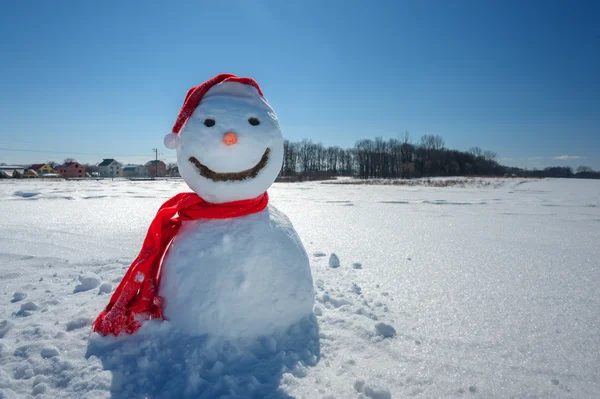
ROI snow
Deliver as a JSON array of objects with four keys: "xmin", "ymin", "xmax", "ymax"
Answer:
[
  {"xmin": 40, "ymin": 346, "xmax": 59, "ymax": 359},
  {"xmin": 328, "ymin": 253, "xmax": 340, "ymax": 268},
  {"xmin": 374, "ymin": 322, "xmax": 396, "ymax": 338},
  {"xmin": 97, "ymin": 283, "xmax": 112, "ymax": 295},
  {"xmin": 159, "ymin": 205, "xmax": 315, "ymax": 339},
  {"xmin": 11, "ymin": 292, "xmax": 27, "ymax": 303},
  {"xmin": 0, "ymin": 320, "xmax": 13, "ymax": 338},
  {"xmin": 0, "ymin": 177, "xmax": 599, "ymax": 398},
  {"xmin": 73, "ymin": 273, "xmax": 101, "ymax": 293}
]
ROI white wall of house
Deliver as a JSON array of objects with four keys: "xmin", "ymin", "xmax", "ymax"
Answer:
[{"xmin": 98, "ymin": 161, "xmax": 122, "ymax": 177}]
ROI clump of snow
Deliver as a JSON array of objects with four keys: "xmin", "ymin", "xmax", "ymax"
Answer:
[
  {"xmin": 355, "ymin": 380, "xmax": 392, "ymax": 399},
  {"xmin": 159, "ymin": 205, "xmax": 314, "ymax": 339},
  {"xmin": 74, "ymin": 273, "xmax": 101, "ymax": 293},
  {"xmin": 374, "ymin": 322, "xmax": 396, "ymax": 338},
  {"xmin": 97, "ymin": 283, "xmax": 112, "ymax": 295},
  {"xmin": 11, "ymin": 291, "xmax": 27, "ymax": 303},
  {"xmin": 32, "ymin": 375, "xmax": 48, "ymax": 387},
  {"xmin": 32, "ymin": 382, "xmax": 48, "ymax": 395},
  {"xmin": 40, "ymin": 346, "xmax": 59, "ymax": 358},
  {"xmin": 329, "ymin": 253, "xmax": 340, "ymax": 268}
]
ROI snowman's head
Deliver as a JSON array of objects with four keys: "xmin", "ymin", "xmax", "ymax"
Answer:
[{"xmin": 165, "ymin": 74, "xmax": 283, "ymax": 203}]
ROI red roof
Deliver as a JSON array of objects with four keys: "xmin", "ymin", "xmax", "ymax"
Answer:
[{"xmin": 29, "ymin": 163, "xmax": 46, "ymax": 171}]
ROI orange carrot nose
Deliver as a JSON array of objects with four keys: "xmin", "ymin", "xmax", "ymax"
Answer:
[{"xmin": 223, "ymin": 132, "xmax": 238, "ymax": 146}]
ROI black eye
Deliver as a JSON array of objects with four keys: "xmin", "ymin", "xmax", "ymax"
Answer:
[
  {"xmin": 204, "ymin": 118, "xmax": 215, "ymax": 127},
  {"xmin": 248, "ymin": 117, "xmax": 260, "ymax": 126}
]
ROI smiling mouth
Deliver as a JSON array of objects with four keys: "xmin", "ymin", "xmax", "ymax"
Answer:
[{"xmin": 189, "ymin": 148, "xmax": 271, "ymax": 182}]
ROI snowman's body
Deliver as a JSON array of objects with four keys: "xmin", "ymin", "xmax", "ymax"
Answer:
[
  {"xmin": 159, "ymin": 205, "xmax": 314, "ymax": 338},
  {"xmin": 154, "ymin": 75, "xmax": 314, "ymax": 339}
]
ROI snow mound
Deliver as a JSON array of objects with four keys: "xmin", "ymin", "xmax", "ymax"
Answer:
[
  {"xmin": 74, "ymin": 273, "xmax": 101, "ymax": 293},
  {"xmin": 329, "ymin": 253, "xmax": 340, "ymax": 268},
  {"xmin": 97, "ymin": 283, "xmax": 112, "ymax": 295},
  {"xmin": 32, "ymin": 382, "xmax": 48, "ymax": 395},
  {"xmin": 87, "ymin": 315, "xmax": 320, "ymax": 398},
  {"xmin": 40, "ymin": 346, "xmax": 59, "ymax": 358}
]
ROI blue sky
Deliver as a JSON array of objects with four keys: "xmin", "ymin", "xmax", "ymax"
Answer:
[{"xmin": 1, "ymin": 0, "xmax": 598, "ymax": 169}]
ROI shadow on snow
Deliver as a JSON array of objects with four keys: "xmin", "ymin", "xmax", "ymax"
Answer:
[{"xmin": 86, "ymin": 315, "xmax": 320, "ymax": 399}]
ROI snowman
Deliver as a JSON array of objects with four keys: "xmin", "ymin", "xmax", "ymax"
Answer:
[{"xmin": 94, "ymin": 74, "xmax": 315, "ymax": 339}]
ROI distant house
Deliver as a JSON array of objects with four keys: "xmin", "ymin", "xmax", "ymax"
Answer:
[
  {"xmin": 22, "ymin": 169, "xmax": 38, "ymax": 178},
  {"xmin": 98, "ymin": 159, "xmax": 122, "ymax": 177},
  {"xmin": 123, "ymin": 164, "xmax": 148, "ymax": 178},
  {"xmin": 0, "ymin": 165, "xmax": 25, "ymax": 178},
  {"xmin": 57, "ymin": 162, "xmax": 85, "ymax": 178},
  {"xmin": 145, "ymin": 160, "xmax": 167, "ymax": 177},
  {"xmin": 29, "ymin": 163, "xmax": 56, "ymax": 175}
]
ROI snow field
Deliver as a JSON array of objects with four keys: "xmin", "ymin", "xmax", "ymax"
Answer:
[{"xmin": 0, "ymin": 177, "xmax": 598, "ymax": 398}]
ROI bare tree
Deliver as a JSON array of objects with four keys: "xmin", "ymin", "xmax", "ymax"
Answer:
[
  {"xmin": 577, "ymin": 165, "xmax": 593, "ymax": 173},
  {"xmin": 420, "ymin": 134, "xmax": 445, "ymax": 151},
  {"xmin": 483, "ymin": 150, "xmax": 498, "ymax": 162},
  {"xmin": 83, "ymin": 163, "xmax": 99, "ymax": 174},
  {"xmin": 468, "ymin": 147, "xmax": 483, "ymax": 157}
]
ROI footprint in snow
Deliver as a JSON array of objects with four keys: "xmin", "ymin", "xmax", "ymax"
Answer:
[
  {"xmin": 375, "ymin": 322, "xmax": 396, "ymax": 338},
  {"xmin": 11, "ymin": 292, "xmax": 27, "ymax": 303},
  {"xmin": 352, "ymin": 262, "xmax": 362, "ymax": 269},
  {"xmin": 313, "ymin": 251, "xmax": 327, "ymax": 257},
  {"xmin": 16, "ymin": 301, "xmax": 40, "ymax": 316}
]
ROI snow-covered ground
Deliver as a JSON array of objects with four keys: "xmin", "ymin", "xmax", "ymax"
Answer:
[{"xmin": 1, "ymin": 177, "xmax": 599, "ymax": 398}]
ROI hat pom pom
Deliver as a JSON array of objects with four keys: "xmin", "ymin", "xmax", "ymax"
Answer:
[{"xmin": 164, "ymin": 132, "xmax": 181, "ymax": 149}]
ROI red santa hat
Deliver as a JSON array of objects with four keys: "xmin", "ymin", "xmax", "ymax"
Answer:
[{"xmin": 164, "ymin": 73, "xmax": 264, "ymax": 149}]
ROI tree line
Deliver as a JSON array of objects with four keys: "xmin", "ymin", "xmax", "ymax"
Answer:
[
  {"xmin": 279, "ymin": 134, "xmax": 599, "ymax": 179},
  {"xmin": 3, "ymin": 137, "xmax": 598, "ymax": 180}
]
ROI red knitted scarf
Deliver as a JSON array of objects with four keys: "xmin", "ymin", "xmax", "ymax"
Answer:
[{"xmin": 93, "ymin": 191, "xmax": 269, "ymax": 336}]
